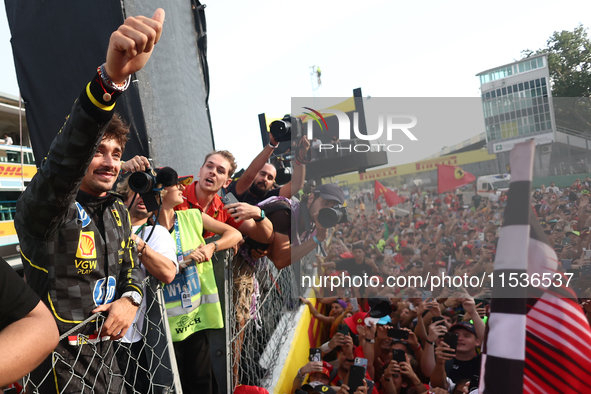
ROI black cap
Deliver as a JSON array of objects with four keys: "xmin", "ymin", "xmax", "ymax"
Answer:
[
  {"xmin": 352, "ymin": 241, "xmax": 365, "ymax": 251},
  {"xmin": 155, "ymin": 167, "xmax": 193, "ymax": 187},
  {"xmin": 449, "ymin": 321, "xmax": 477, "ymax": 336},
  {"xmin": 315, "ymin": 184, "xmax": 345, "ymax": 204}
]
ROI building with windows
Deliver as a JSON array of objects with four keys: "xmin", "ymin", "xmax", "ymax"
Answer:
[
  {"xmin": 477, "ymin": 55, "xmax": 591, "ymax": 177},
  {"xmin": 478, "ymin": 54, "xmax": 555, "ymax": 154}
]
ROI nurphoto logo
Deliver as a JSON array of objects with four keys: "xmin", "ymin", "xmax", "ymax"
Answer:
[{"xmin": 302, "ymin": 107, "xmax": 418, "ymax": 153}]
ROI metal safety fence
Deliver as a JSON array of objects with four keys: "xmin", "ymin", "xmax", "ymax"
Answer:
[
  {"xmin": 226, "ymin": 252, "xmax": 315, "ymax": 392},
  {"xmin": 22, "ymin": 275, "xmax": 180, "ymax": 394},
  {"xmin": 13, "ymin": 249, "xmax": 315, "ymax": 394}
]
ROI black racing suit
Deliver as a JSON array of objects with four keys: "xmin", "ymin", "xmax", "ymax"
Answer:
[{"xmin": 15, "ymin": 74, "xmax": 143, "ymax": 394}]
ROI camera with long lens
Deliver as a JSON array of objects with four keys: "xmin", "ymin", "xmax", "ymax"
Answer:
[
  {"xmin": 129, "ymin": 170, "xmax": 157, "ymax": 194},
  {"xmin": 317, "ymin": 205, "xmax": 349, "ymax": 228},
  {"xmin": 269, "ymin": 114, "xmax": 303, "ymax": 142},
  {"xmin": 128, "ymin": 168, "xmax": 160, "ymax": 212}
]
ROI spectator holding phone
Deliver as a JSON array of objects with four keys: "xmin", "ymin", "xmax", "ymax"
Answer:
[
  {"xmin": 430, "ymin": 322, "xmax": 481, "ymax": 391},
  {"xmin": 420, "ymin": 320, "xmax": 448, "ymax": 378},
  {"xmin": 292, "ymin": 359, "xmax": 333, "ymax": 393}
]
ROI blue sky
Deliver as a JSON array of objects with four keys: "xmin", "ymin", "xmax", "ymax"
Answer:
[{"xmin": 1, "ymin": 0, "xmax": 590, "ymax": 170}]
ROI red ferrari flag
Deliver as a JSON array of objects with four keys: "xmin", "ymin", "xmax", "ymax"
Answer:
[
  {"xmin": 437, "ymin": 164, "xmax": 476, "ymax": 194},
  {"xmin": 374, "ymin": 181, "xmax": 404, "ymax": 207}
]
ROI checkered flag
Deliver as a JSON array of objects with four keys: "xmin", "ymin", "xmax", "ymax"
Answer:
[{"xmin": 480, "ymin": 140, "xmax": 591, "ymax": 393}]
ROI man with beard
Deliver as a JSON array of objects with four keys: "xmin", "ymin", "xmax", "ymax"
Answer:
[{"xmin": 224, "ymin": 137, "xmax": 309, "ymax": 205}]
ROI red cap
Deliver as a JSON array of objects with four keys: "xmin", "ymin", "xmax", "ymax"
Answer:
[
  {"xmin": 234, "ymin": 385, "xmax": 269, "ymax": 394},
  {"xmin": 340, "ymin": 252, "xmax": 354, "ymax": 259},
  {"xmin": 344, "ymin": 311, "xmax": 368, "ymax": 334}
]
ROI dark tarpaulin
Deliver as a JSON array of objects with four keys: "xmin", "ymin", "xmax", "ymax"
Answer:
[{"xmin": 5, "ymin": 0, "xmax": 149, "ymax": 165}]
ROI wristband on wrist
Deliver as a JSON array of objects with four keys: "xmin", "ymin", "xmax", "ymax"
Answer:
[
  {"xmin": 426, "ymin": 340, "xmax": 434, "ymax": 345},
  {"xmin": 297, "ymin": 368, "xmax": 306, "ymax": 380},
  {"xmin": 99, "ymin": 63, "xmax": 130, "ymax": 90},
  {"xmin": 213, "ymin": 240, "xmax": 219, "ymax": 252},
  {"xmin": 268, "ymin": 141, "xmax": 279, "ymax": 149},
  {"xmin": 254, "ymin": 209, "xmax": 266, "ymax": 222}
]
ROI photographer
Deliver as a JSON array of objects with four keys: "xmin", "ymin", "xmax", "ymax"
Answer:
[
  {"xmin": 116, "ymin": 169, "xmax": 183, "ymax": 392},
  {"xmin": 292, "ymin": 184, "xmax": 347, "ymax": 263},
  {"xmin": 225, "ymin": 134, "xmax": 310, "ymax": 205}
]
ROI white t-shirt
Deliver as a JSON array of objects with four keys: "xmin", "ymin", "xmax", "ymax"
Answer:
[
  {"xmin": 121, "ymin": 224, "xmax": 178, "ymax": 343},
  {"xmin": 546, "ymin": 186, "xmax": 560, "ymax": 195},
  {"xmin": 4, "ymin": 136, "xmax": 13, "ymax": 145}
]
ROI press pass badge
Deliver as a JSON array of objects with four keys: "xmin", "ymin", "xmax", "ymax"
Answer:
[{"xmin": 181, "ymin": 288, "xmax": 192, "ymax": 309}]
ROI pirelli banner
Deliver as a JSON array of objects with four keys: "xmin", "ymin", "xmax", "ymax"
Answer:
[{"xmin": 334, "ymin": 149, "xmax": 497, "ymax": 186}]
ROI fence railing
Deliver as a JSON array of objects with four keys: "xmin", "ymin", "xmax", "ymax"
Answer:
[
  {"xmin": 22, "ymin": 276, "xmax": 181, "ymax": 394},
  {"xmin": 15, "ymin": 247, "xmax": 316, "ymax": 393},
  {"xmin": 225, "ymin": 244, "xmax": 319, "ymax": 392}
]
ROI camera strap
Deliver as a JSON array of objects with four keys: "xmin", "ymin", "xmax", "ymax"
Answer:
[
  {"xmin": 300, "ymin": 200, "xmax": 326, "ymax": 256},
  {"xmin": 300, "ymin": 201, "xmax": 314, "ymax": 241}
]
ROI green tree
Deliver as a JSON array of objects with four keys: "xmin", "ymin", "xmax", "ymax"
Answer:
[{"xmin": 523, "ymin": 24, "xmax": 591, "ymax": 131}]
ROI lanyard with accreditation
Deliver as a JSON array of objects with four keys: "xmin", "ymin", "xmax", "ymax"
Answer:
[{"xmin": 158, "ymin": 213, "xmax": 202, "ymax": 309}]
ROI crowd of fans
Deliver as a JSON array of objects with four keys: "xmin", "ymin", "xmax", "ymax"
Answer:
[{"xmin": 295, "ymin": 177, "xmax": 591, "ymax": 394}]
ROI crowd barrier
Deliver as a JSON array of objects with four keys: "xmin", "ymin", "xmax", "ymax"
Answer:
[
  {"xmin": 22, "ymin": 275, "xmax": 181, "ymax": 394},
  {"xmin": 16, "ymin": 244, "xmax": 321, "ymax": 394}
]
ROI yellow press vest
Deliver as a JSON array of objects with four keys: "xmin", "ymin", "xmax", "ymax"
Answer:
[{"xmin": 164, "ymin": 209, "xmax": 223, "ymax": 342}]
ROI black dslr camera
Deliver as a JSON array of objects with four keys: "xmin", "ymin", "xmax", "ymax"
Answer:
[
  {"xmin": 317, "ymin": 206, "xmax": 349, "ymax": 228},
  {"xmin": 269, "ymin": 115, "xmax": 303, "ymax": 142},
  {"xmin": 128, "ymin": 168, "xmax": 160, "ymax": 211}
]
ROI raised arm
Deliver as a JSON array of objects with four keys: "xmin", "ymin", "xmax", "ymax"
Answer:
[
  {"xmin": 233, "ymin": 135, "xmax": 280, "ymax": 196},
  {"xmin": 16, "ymin": 9, "xmax": 165, "ymax": 240},
  {"xmin": 299, "ymin": 297, "xmax": 333, "ymax": 324},
  {"xmin": 281, "ymin": 136, "xmax": 310, "ymax": 198}
]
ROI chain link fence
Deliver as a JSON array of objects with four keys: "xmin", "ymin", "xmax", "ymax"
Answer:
[
  {"xmin": 227, "ymin": 251, "xmax": 316, "ymax": 392},
  {"xmin": 21, "ymin": 275, "xmax": 180, "ymax": 394},
  {"xmin": 12, "ymin": 249, "xmax": 316, "ymax": 394}
]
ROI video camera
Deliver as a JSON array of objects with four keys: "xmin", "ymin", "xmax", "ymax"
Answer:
[
  {"xmin": 128, "ymin": 168, "xmax": 160, "ymax": 212},
  {"xmin": 317, "ymin": 205, "xmax": 349, "ymax": 228},
  {"xmin": 269, "ymin": 115, "xmax": 303, "ymax": 142}
]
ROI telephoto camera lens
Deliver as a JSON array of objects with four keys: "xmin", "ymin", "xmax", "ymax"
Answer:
[
  {"xmin": 128, "ymin": 171, "xmax": 155, "ymax": 194},
  {"xmin": 269, "ymin": 115, "xmax": 303, "ymax": 142},
  {"xmin": 317, "ymin": 206, "xmax": 349, "ymax": 228}
]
